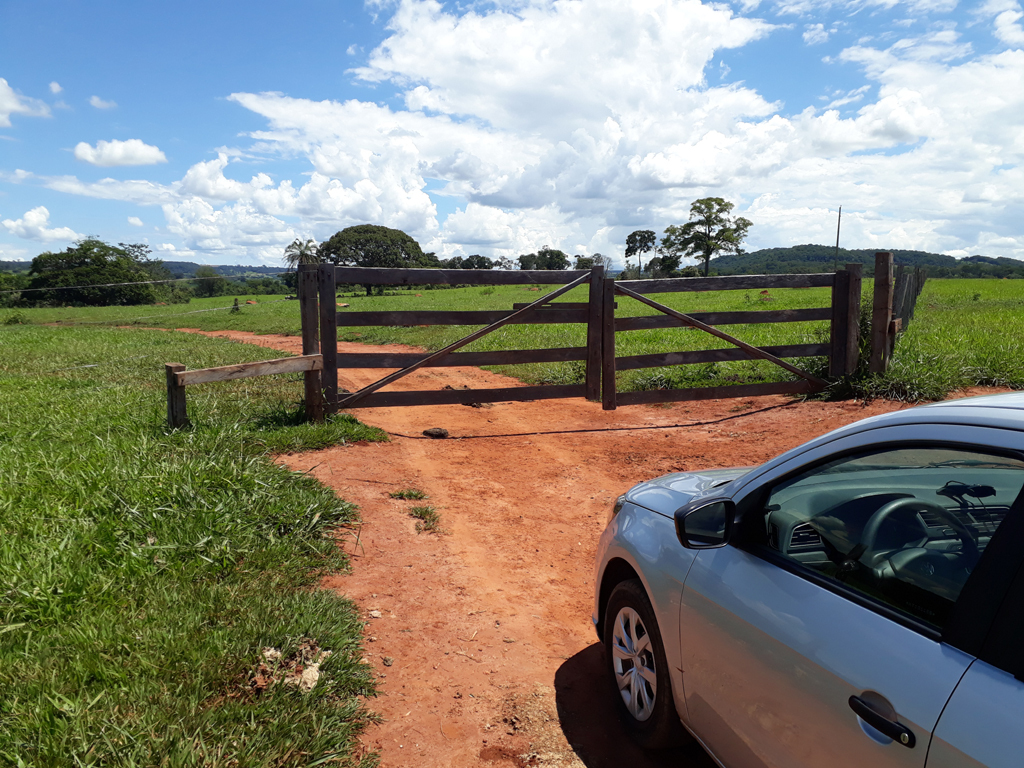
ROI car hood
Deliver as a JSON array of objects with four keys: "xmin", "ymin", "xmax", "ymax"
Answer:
[{"xmin": 625, "ymin": 467, "xmax": 752, "ymax": 517}]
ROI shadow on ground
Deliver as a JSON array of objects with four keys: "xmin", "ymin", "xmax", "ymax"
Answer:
[{"xmin": 554, "ymin": 643, "xmax": 717, "ymax": 768}]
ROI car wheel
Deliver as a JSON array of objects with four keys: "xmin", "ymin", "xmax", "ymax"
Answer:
[{"xmin": 605, "ymin": 579, "xmax": 690, "ymax": 750}]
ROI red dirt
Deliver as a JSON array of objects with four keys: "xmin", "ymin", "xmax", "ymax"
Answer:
[{"xmin": 180, "ymin": 329, "xmax": 1008, "ymax": 767}]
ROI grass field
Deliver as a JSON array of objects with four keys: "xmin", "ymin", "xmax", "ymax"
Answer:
[
  {"xmin": 6, "ymin": 276, "xmax": 1023, "ymax": 400},
  {"xmin": 0, "ymin": 325, "xmax": 385, "ymax": 766}
]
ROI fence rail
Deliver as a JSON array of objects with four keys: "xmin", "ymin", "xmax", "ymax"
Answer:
[{"xmin": 163, "ymin": 252, "xmax": 924, "ymax": 426}]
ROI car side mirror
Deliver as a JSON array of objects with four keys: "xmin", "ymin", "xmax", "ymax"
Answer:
[{"xmin": 675, "ymin": 499, "xmax": 736, "ymax": 549}]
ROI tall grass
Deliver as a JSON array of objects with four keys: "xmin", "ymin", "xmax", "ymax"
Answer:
[{"xmin": 0, "ymin": 325, "xmax": 384, "ymax": 767}]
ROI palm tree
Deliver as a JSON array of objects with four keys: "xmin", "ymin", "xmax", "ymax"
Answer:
[{"xmin": 283, "ymin": 238, "xmax": 320, "ymax": 269}]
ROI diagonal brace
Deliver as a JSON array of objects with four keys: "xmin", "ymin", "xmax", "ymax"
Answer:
[
  {"xmin": 614, "ymin": 283, "xmax": 827, "ymax": 388},
  {"xmin": 334, "ymin": 272, "xmax": 592, "ymax": 410}
]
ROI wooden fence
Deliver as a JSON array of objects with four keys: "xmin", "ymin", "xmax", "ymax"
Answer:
[{"xmin": 164, "ymin": 252, "xmax": 925, "ymax": 426}]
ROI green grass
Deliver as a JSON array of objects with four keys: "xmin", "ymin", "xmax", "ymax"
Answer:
[
  {"xmin": 389, "ymin": 489, "xmax": 428, "ymax": 500},
  {"xmin": 407, "ymin": 506, "xmax": 441, "ymax": 534},
  {"xmin": 0, "ymin": 325, "xmax": 386, "ymax": 767},
  {"xmin": 9, "ymin": 277, "xmax": 1022, "ymax": 401}
]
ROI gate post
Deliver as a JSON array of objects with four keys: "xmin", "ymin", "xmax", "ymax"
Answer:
[
  {"xmin": 601, "ymin": 277, "xmax": 617, "ymax": 411},
  {"xmin": 585, "ymin": 265, "xmax": 604, "ymax": 401},
  {"xmin": 298, "ymin": 264, "xmax": 323, "ymax": 422},
  {"xmin": 870, "ymin": 252, "xmax": 894, "ymax": 373},
  {"xmin": 830, "ymin": 263, "xmax": 864, "ymax": 378},
  {"xmin": 318, "ymin": 263, "xmax": 338, "ymax": 412}
]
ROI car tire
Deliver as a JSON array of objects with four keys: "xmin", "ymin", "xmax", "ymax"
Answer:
[{"xmin": 604, "ymin": 578, "xmax": 690, "ymax": 750}]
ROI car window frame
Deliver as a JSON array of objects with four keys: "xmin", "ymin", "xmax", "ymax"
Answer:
[{"xmin": 731, "ymin": 439, "xmax": 1024, "ymax": 651}]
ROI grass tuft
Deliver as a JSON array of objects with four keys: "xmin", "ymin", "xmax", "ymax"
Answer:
[
  {"xmin": 389, "ymin": 488, "xmax": 428, "ymax": 500},
  {"xmin": 408, "ymin": 506, "xmax": 442, "ymax": 533}
]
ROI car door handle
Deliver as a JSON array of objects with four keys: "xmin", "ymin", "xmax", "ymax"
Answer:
[{"xmin": 848, "ymin": 695, "xmax": 916, "ymax": 748}]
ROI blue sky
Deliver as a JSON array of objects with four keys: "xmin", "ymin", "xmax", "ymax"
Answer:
[{"xmin": 2, "ymin": 0, "xmax": 1023, "ymax": 267}]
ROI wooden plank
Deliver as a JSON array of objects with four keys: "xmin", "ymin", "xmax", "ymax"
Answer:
[
  {"xmin": 585, "ymin": 266, "xmax": 604, "ymax": 401},
  {"xmin": 176, "ymin": 355, "xmax": 323, "ymax": 386},
  {"xmin": 336, "ymin": 347, "xmax": 588, "ymax": 368},
  {"xmin": 343, "ymin": 384, "xmax": 586, "ymax": 408},
  {"xmin": 332, "ymin": 266, "xmax": 590, "ymax": 286},
  {"xmin": 165, "ymin": 362, "xmax": 188, "ymax": 429},
  {"xmin": 338, "ymin": 308, "xmax": 588, "ymax": 326},
  {"xmin": 870, "ymin": 252, "xmax": 894, "ymax": 373},
  {"xmin": 335, "ymin": 272, "xmax": 593, "ymax": 409},
  {"xmin": 845, "ymin": 263, "xmax": 863, "ymax": 375},
  {"xmin": 602, "ymin": 277, "xmax": 617, "ymax": 411},
  {"xmin": 829, "ymin": 269, "xmax": 851, "ymax": 378},
  {"xmin": 318, "ymin": 263, "xmax": 339, "ymax": 408},
  {"xmin": 613, "ymin": 284, "xmax": 827, "ymax": 388},
  {"xmin": 619, "ymin": 273, "xmax": 835, "ymax": 294},
  {"xmin": 616, "ymin": 343, "xmax": 830, "ymax": 371},
  {"xmin": 615, "ymin": 379, "xmax": 816, "ymax": 406},
  {"xmin": 614, "ymin": 307, "xmax": 832, "ymax": 331},
  {"xmin": 298, "ymin": 264, "xmax": 323, "ymax": 422}
]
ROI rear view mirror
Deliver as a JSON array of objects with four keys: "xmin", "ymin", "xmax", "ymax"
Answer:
[{"xmin": 675, "ymin": 500, "xmax": 736, "ymax": 549}]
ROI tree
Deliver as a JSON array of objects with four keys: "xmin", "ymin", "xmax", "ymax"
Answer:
[
  {"xmin": 441, "ymin": 254, "xmax": 493, "ymax": 269},
  {"xmin": 283, "ymin": 238, "xmax": 320, "ymax": 270},
  {"xmin": 494, "ymin": 256, "xmax": 516, "ymax": 270},
  {"xmin": 574, "ymin": 255, "xmax": 595, "ymax": 270},
  {"xmin": 193, "ymin": 265, "xmax": 230, "ymax": 298},
  {"xmin": 662, "ymin": 198, "xmax": 752, "ymax": 277},
  {"xmin": 518, "ymin": 247, "xmax": 570, "ymax": 271},
  {"xmin": 625, "ymin": 230, "xmax": 656, "ymax": 272},
  {"xmin": 317, "ymin": 225, "xmax": 438, "ymax": 295},
  {"xmin": 26, "ymin": 239, "xmax": 158, "ymax": 306}
]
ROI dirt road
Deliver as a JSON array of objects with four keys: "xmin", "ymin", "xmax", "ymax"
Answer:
[{"xmin": 185, "ymin": 329, "xmax": 980, "ymax": 767}]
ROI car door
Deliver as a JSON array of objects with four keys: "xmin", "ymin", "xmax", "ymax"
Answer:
[
  {"xmin": 676, "ymin": 427, "xmax": 1024, "ymax": 768},
  {"xmin": 927, "ymin": 512, "xmax": 1024, "ymax": 768}
]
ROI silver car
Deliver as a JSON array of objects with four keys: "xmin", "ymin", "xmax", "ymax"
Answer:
[{"xmin": 593, "ymin": 393, "xmax": 1024, "ymax": 767}]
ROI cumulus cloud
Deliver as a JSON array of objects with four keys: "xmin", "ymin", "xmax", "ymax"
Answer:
[
  {"xmin": 49, "ymin": 81, "xmax": 62, "ymax": 94},
  {"xmin": 13, "ymin": 0, "xmax": 1024, "ymax": 262},
  {"xmin": 0, "ymin": 78, "xmax": 50, "ymax": 127},
  {"xmin": 127, "ymin": 216, "xmax": 144, "ymax": 226},
  {"xmin": 1, "ymin": 206, "xmax": 82, "ymax": 242},
  {"xmin": 74, "ymin": 139, "xmax": 168, "ymax": 167},
  {"xmin": 89, "ymin": 95, "xmax": 117, "ymax": 109},
  {"xmin": 804, "ymin": 23, "xmax": 832, "ymax": 44}
]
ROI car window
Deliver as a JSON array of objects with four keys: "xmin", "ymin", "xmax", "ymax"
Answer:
[{"xmin": 760, "ymin": 446, "xmax": 1024, "ymax": 630}]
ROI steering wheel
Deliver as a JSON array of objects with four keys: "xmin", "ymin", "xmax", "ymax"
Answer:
[{"xmin": 860, "ymin": 497, "xmax": 979, "ymax": 583}]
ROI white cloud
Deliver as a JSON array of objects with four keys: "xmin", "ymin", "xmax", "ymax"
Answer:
[
  {"xmin": 89, "ymin": 95, "xmax": 117, "ymax": 109},
  {"xmin": 127, "ymin": 216, "xmax": 144, "ymax": 226},
  {"xmin": 74, "ymin": 139, "xmax": 168, "ymax": 167},
  {"xmin": 49, "ymin": 81, "xmax": 62, "ymax": 94},
  {"xmin": 0, "ymin": 78, "xmax": 50, "ymax": 127},
  {"xmin": 1, "ymin": 206, "xmax": 82, "ymax": 242},
  {"xmin": 804, "ymin": 23, "xmax": 831, "ymax": 44},
  {"xmin": 994, "ymin": 7, "xmax": 1024, "ymax": 44}
]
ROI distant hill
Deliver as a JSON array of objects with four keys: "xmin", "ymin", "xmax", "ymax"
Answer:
[
  {"xmin": 0, "ymin": 261, "xmax": 30, "ymax": 273},
  {"xmin": 712, "ymin": 245, "xmax": 1024, "ymax": 278},
  {"xmin": 160, "ymin": 262, "xmax": 286, "ymax": 279}
]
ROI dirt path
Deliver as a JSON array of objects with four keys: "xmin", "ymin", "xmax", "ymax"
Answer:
[{"xmin": 182, "ymin": 329, "xmax": 1000, "ymax": 767}]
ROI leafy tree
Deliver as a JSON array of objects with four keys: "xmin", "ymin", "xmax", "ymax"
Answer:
[
  {"xmin": 518, "ymin": 247, "xmax": 570, "ymax": 271},
  {"xmin": 494, "ymin": 256, "xmax": 516, "ymax": 270},
  {"xmin": 0, "ymin": 270, "xmax": 30, "ymax": 308},
  {"xmin": 317, "ymin": 225, "xmax": 438, "ymax": 295},
  {"xmin": 193, "ymin": 265, "xmax": 230, "ymax": 298},
  {"xmin": 625, "ymin": 230, "xmax": 656, "ymax": 272},
  {"xmin": 26, "ymin": 239, "xmax": 158, "ymax": 306},
  {"xmin": 574, "ymin": 255, "xmax": 595, "ymax": 270},
  {"xmin": 283, "ymin": 238, "xmax": 320, "ymax": 270},
  {"xmin": 662, "ymin": 198, "xmax": 752, "ymax": 277},
  {"xmin": 440, "ymin": 254, "xmax": 494, "ymax": 269}
]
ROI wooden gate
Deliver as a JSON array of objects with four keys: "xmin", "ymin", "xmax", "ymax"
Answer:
[
  {"xmin": 599, "ymin": 266, "xmax": 863, "ymax": 410},
  {"xmin": 301, "ymin": 263, "xmax": 605, "ymax": 411}
]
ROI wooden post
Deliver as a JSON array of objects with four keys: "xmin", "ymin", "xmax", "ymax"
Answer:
[
  {"xmin": 318, "ymin": 263, "xmax": 338, "ymax": 412},
  {"xmin": 829, "ymin": 269, "xmax": 851, "ymax": 378},
  {"xmin": 165, "ymin": 363, "xmax": 188, "ymax": 429},
  {"xmin": 870, "ymin": 252, "xmax": 894, "ymax": 373},
  {"xmin": 585, "ymin": 265, "xmax": 604, "ymax": 401},
  {"xmin": 601, "ymin": 278, "xmax": 617, "ymax": 411},
  {"xmin": 844, "ymin": 263, "xmax": 862, "ymax": 375},
  {"xmin": 298, "ymin": 264, "xmax": 323, "ymax": 422}
]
